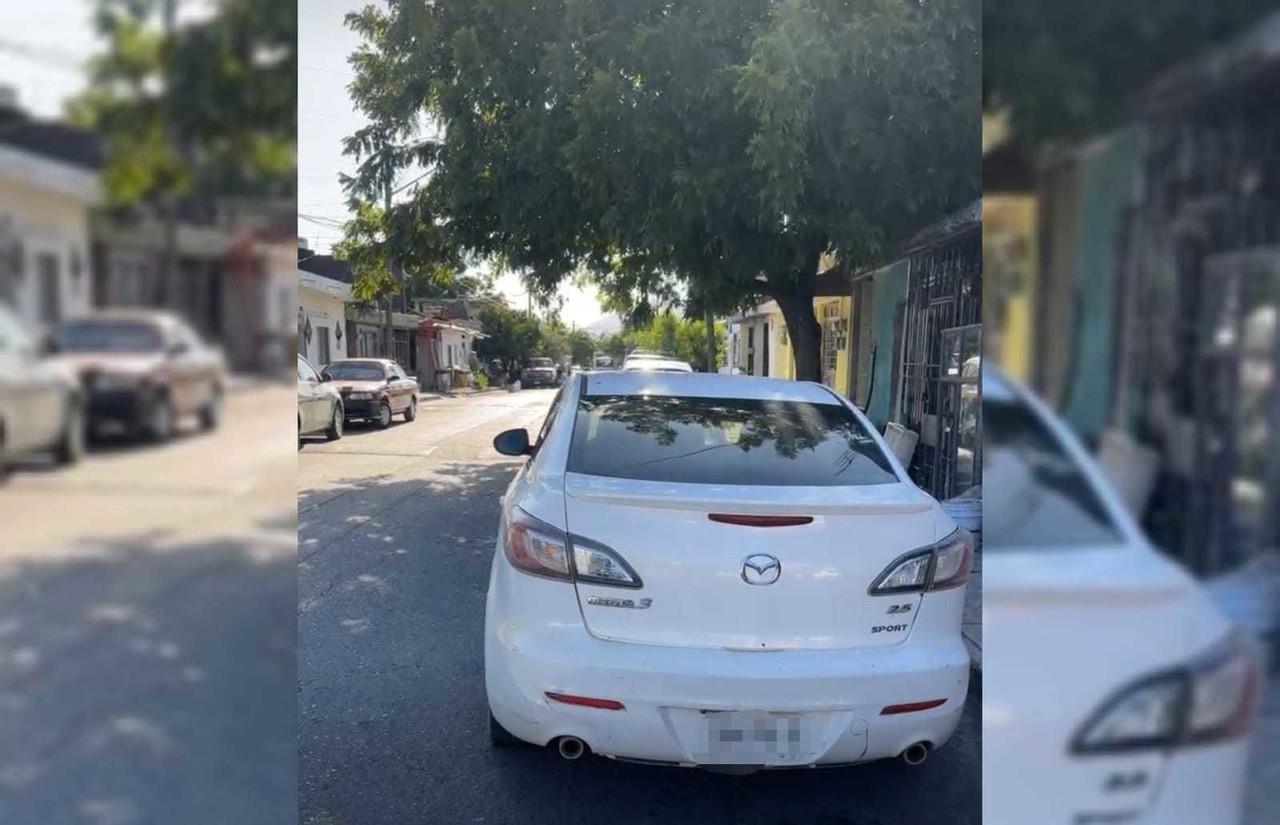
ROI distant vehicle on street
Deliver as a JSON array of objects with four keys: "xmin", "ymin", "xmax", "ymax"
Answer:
[
  {"xmin": 321, "ymin": 358, "xmax": 419, "ymax": 429},
  {"xmin": 487, "ymin": 371, "xmax": 970, "ymax": 769},
  {"xmin": 520, "ymin": 357, "xmax": 558, "ymax": 388},
  {"xmin": 982, "ymin": 368, "xmax": 1259, "ymax": 825},
  {"xmin": 297, "ymin": 355, "xmax": 343, "ymax": 446},
  {"xmin": 622, "ymin": 354, "xmax": 694, "ymax": 373},
  {"xmin": 52, "ymin": 310, "xmax": 225, "ymax": 442},
  {"xmin": 0, "ymin": 304, "xmax": 85, "ymax": 478},
  {"xmin": 591, "ymin": 352, "xmax": 614, "ymax": 369}
]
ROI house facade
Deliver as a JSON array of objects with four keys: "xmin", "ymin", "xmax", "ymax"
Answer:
[
  {"xmin": 0, "ymin": 94, "xmax": 102, "ymax": 334},
  {"xmin": 298, "ymin": 268, "xmax": 351, "ymax": 368}
]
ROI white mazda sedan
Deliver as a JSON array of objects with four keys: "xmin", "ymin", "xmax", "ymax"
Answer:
[
  {"xmin": 982, "ymin": 370, "xmax": 1260, "ymax": 824},
  {"xmin": 485, "ymin": 370, "xmax": 972, "ymax": 769}
]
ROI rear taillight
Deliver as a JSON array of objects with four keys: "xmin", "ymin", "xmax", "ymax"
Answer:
[
  {"xmin": 1071, "ymin": 630, "xmax": 1261, "ymax": 754},
  {"xmin": 503, "ymin": 508, "xmax": 642, "ymax": 588},
  {"xmin": 868, "ymin": 530, "xmax": 972, "ymax": 595}
]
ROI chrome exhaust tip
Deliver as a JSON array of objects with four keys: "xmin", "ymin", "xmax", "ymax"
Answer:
[
  {"xmin": 556, "ymin": 736, "xmax": 587, "ymax": 760},
  {"xmin": 901, "ymin": 742, "xmax": 929, "ymax": 766}
]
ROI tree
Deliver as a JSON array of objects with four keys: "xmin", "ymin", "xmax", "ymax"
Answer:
[
  {"xmin": 620, "ymin": 311, "xmax": 726, "ymax": 372},
  {"xmin": 984, "ymin": 0, "xmax": 1276, "ymax": 150},
  {"xmin": 474, "ymin": 303, "xmax": 542, "ymax": 379},
  {"xmin": 567, "ymin": 329, "xmax": 596, "ymax": 367},
  {"xmin": 71, "ymin": 0, "xmax": 295, "ymax": 284},
  {"xmin": 341, "ymin": 3, "xmax": 465, "ymax": 354},
  {"xmin": 349, "ymin": 0, "xmax": 979, "ymax": 381}
]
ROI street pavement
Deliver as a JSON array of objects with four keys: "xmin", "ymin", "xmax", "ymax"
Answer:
[
  {"xmin": 0, "ymin": 383, "xmax": 297, "ymax": 825},
  {"xmin": 298, "ymin": 388, "xmax": 980, "ymax": 825}
]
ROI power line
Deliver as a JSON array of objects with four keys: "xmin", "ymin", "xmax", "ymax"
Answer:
[{"xmin": 0, "ymin": 37, "xmax": 85, "ymax": 71}]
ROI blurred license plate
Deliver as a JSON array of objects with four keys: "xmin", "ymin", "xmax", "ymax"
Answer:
[{"xmin": 700, "ymin": 710, "xmax": 805, "ymax": 763}]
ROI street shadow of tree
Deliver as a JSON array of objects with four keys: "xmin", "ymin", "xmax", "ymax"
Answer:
[
  {"xmin": 0, "ymin": 525, "xmax": 297, "ymax": 825},
  {"xmin": 296, "ymin": 459, "xmax": 981, "ymax": 825}
]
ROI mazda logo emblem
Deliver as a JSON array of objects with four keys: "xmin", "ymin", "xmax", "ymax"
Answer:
[{"xmin": 741, "ymin": 554, "xmax": 782, "ymax": 586}]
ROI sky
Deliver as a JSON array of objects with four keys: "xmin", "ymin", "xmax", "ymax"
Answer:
[
  {"xmin": 0, "ymin": 2, "xmax": 99, "ymax": 119},
  {"xmin": 299, "ymin": 0, "xmax": 609, "ymax": 329},
  {"xmin": 0, "ymin": 0, "xmax": 611, "ymax": 330}
]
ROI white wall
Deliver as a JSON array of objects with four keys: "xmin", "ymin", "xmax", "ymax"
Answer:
[
  {"xmin": 0, "ymin": 163, "xmax": 97, "ymax": 334},
  {"xmin": 298, "ymin": 284, "xmax": 347, "ymax": 367}
]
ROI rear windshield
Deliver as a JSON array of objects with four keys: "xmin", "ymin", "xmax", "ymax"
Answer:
[
  {"xmin": 568, "ymin": 394, "xmax": 897, "ymax": 486},
  {"xmin": 323, "ymin": 361, "xmax": 386, "ymax": 381},
  {"xmin": 982, "ymin": 399, "xmax": 1123, "ymax": 548},
  {"xmin": 528, "ymin": 359, "xmax": 553, "ymax": 368},
  {"xmin": 57, "ymin": 319, "xmax": 163, "ymax": 353}
]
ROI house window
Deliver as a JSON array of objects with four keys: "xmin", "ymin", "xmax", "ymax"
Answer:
[
  {"xmin": 37, "ymin": 252, "xmax": 61, "ymax": 325},
  {"xmin": 317, "ymin": 325, "xmax": 331, "ymax": 365}
]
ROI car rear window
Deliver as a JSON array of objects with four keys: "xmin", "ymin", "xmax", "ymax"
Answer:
[
  {"xmin": 57, "ymin": 319, "xmax": 163, "ymax": 353},
  {"xmin": 567, "ymin": 394, "xmax": 897, "ymax": 486},
  {"xmin": 324, "ymin": 362, "xmax": 386, "ymax": 381},
  {"xmin": 982, "ymin": 399, "xmax": 1123, "ymax": 548}
]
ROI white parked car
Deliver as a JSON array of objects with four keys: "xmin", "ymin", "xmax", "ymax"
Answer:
[
  {"xmin": 982, "ymin": 369, "xmax": 1259, "ymax": 824},
  {"xmin": 621, "ymin": 354, "xmax": 694, "ymax": 373},
  {"xmin": 485, "ymin": 370, "xmax": 971, "ymax": 768}
]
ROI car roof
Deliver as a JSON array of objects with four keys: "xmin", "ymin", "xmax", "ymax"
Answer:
[
  {"xmin": 581, "ymin": 370, "xmax": 846, "ymax": 403},
  {"xmin": 330, "ymin": 358, "xmax": 392, "ymax": 365}
]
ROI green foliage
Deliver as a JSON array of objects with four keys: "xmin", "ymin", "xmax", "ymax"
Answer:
[
  {"xmin": 346, "ymin": 0, "xmax": 978, "ymax": 380},
  {"xmin": 984, "ymin": 0, "xmax": 1275, "ymax": 149},
  {"xmin": 474, "ymin": 303, "xmax": 543, "ymax": 378},
  {"xmin": 71, "ymin": 0, "xmax": 296, "ymax": 207},
  {"xmin": 567, "ymin": 329, "xmax": 596, "ymax": 367},
  {"xmin": 615, "ymin": 312, "xmax": 727, "ymax": 372}
]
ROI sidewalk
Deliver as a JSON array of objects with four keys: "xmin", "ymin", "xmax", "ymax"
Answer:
[
  {"xmin": 963, "ymin": 548, "xmax": 982, "ymax": 671},
  {"xmin": 417, "ymin": 386, "xmax": 506, "ymax": 402}
]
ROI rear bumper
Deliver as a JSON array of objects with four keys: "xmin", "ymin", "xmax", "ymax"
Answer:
[{"xmin": 485, "ymin": 570, "xmax": 969, "ymax": 766}]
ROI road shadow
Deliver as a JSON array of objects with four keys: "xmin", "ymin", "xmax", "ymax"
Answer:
[
  {"xmin": 297, "ymin": 461, "xmax": 980, "ymax": 825},
  {"xmin": 0, "ymin": 525, "xmax": 296, "ymax": 825}
]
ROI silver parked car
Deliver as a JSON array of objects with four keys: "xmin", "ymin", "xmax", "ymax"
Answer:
[
  {"xmin": 297, "ymin": 355, "xmax": 343, "ymax": 447},
  {"xmin": 0, "ymin": 305, "xmax": 84, "ymax": 479}
]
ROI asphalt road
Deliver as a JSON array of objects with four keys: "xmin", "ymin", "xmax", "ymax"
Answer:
[
  {"xmin": 0, "ymin": 382, "xmax": 298, "ymax": 825},
  {"xmin": 298, "ymin": 388, "xmax": 980, "ymax": 825}
]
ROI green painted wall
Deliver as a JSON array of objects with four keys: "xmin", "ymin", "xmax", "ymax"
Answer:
[
  {"xmin": 1063, "ymin": 127, "xmax": 1141, "ymax": 441},
  {"xmin": 865, "ymin": 259, "xmax": 909, "ymax": 429}
]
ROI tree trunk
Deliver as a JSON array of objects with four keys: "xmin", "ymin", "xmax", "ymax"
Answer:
[
  {"xmin": 773, "ymin": 291, "xmax": 822, "ymax": 383},
  {"xmin": 703, "ymin": 308, "xmax": 717, "ymax": 373}
]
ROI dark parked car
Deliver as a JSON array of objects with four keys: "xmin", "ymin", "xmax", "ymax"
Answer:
[
  {"xmin": 321, "ymin": 358, "xmax": 419, "ymax": 429},
  {"xmin": 0, "ymin": 305, "xmax": 84, "ymax": 478},
  {"xmin": 52, "ymin": 310, "xmax": 226, "ymax": 442},
  {"xmin": 519, "ymin": 357, "xmax": 558, "ymax": 388}
]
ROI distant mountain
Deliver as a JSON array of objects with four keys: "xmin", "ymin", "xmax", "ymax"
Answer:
[{"xmin": 583, "ymin": 315, "xmax": 623, "ymax": 336}]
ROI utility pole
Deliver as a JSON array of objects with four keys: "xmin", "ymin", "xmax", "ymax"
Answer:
[
  {"xmin": 704, "ymin": 307, "xmax": 717, "ymax": 373},
  {"xmin": 158, "ymin": 0, "xmax": 178, "ymax": 305},
  {"xmin": 382, "ymin": 168, "xmax": 399, "ymax": 361}
]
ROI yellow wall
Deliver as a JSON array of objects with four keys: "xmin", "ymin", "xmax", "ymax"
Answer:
[
  {"xmin": 764, "ymin": 296, "xmax": 852, "ymax": 392},
  {"xmin": 984, "ymin": 194, "xmax": 1038, "ymax": 381}
]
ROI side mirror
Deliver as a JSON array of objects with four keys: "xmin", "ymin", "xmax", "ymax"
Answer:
[
  {"xmin": 493, "ymin": 428, "xmax": 532, "ymax": 456},
  {"xmin": 168, "ymin": 341, "xmax": 189, "ymax": 357},
  {"xmin": 319, "ymin": 373, "xmax": 331, "ymax": 382}
]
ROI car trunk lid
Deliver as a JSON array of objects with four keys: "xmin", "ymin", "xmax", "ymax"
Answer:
[{"xmin": 564, "ymin": 473, "xmax": 939, "ymax": 651}]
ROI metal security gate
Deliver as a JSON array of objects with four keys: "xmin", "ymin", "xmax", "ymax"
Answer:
[
  {"xmin": 898, "ymin": 226, "xmax": 982, "ymax": 498},
  {"xmin": 1125, "ymin": 90, "xmax": 1280, "ymax": 575}
]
